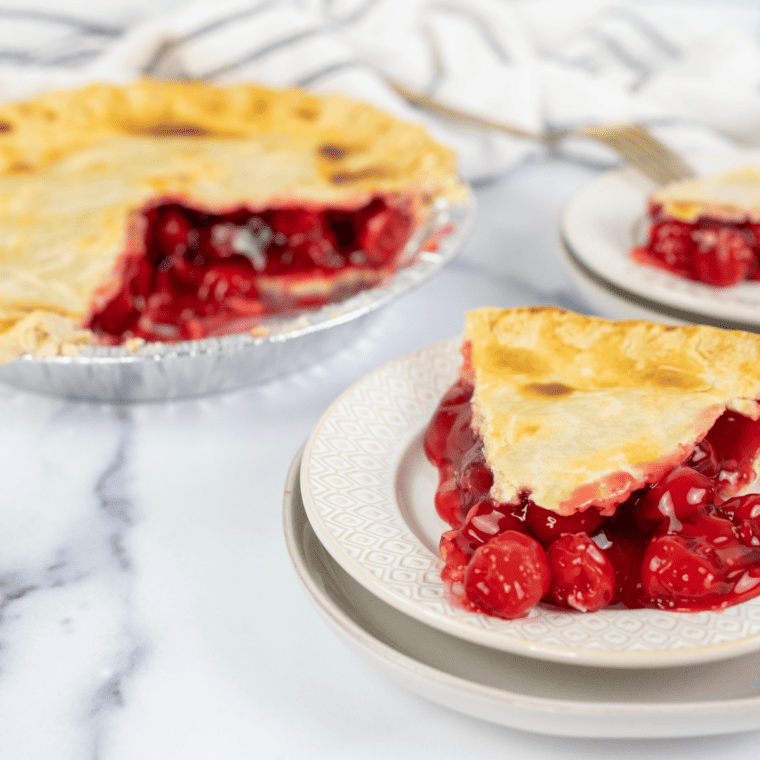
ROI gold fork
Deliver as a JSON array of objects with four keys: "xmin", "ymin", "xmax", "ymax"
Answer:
[{"xmin": 389, "ymin": 80, "xmax": 695, "ymax": 185}]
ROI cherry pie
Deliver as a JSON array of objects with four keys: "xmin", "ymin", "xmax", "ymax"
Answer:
[
  {"xmin": 632, "ymin": 167, "xmax": 760, "ymax": 286},
  {"xmin": 424, "ymin": 307, "xmax": 760, "ymax": 619},
  {"xmin": 0, "ymin": 79, "xmax": 466, "ymax": 362}
]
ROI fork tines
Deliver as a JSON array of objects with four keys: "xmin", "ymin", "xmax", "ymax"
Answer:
[{"xmin": 579, "ymin": 123, "xmax": 696, "ymax": 186}]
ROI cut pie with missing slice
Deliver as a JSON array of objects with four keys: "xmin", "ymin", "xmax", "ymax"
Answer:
[
  {"xmin": 424, "ymin": 307, "xmax": 760, "ymax": 619},
  {"xmin": 0, "ymin": 79, "xmax": 467, "ymax": 362},
  {"xmin": 631, "ymin": 167, "xmax": 760, "ymax": 286}
]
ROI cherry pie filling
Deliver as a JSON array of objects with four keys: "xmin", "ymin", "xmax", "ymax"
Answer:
[
  {"xmin": 424, "ymin": 373, "xmax": 760, "ymax": 619},
  {"xmin": 631, "ymin": 201, "xmax": 760, "ymax": 287},
  {"xmin": 85, "ymin": 196, "xmax": 415, "ymax": 343}
]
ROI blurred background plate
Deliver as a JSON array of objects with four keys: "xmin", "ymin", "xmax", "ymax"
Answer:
[
  {"xmin": 559, "ymin": 163, "xmax": 760, "ymax": 330},
  {"xmin": 0, "ymin": 196, "xmax": 473, "ymax": 402}
]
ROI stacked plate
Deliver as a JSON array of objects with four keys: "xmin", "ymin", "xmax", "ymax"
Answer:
[
  {"xmin": 284, "ymin": 338, "xmax": 760, "ymax": 739},
  {"xmin": 560, "ymin": 163, "xmax": 760, "ymax": 331}
]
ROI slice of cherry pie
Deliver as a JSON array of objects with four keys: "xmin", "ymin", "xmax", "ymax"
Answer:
[
  {"xmin": 631, "ymin": 167, "xmax": 760, "ymax": 286},
  {"xmin": 0, "ymin": 79, "xmax": 466, "ymax": 362},
  {"xmin": 424, "ymin": 307, "xmax": 760, "ymax": 619}
]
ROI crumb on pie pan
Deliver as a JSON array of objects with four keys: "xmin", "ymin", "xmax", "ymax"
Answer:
[{"xmin": 0, "ymin": 196, "xmax": 473, "ymax": 402}]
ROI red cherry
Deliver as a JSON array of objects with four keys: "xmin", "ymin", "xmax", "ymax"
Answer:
[
  {"xmin": 156, "ymin": 207, "xmax": 193, "ymax": 259},
  {"xmin": 438, "ymin": 377, "xmax": 473, "ymax": 409},
  {"xmin": 458, "ymin": 459, "xmax": 494, "ymax": 503},
  {"xmin": 679, "ymin": 512, "xmax": 737, "ymax": 545},
  {"xmin": 633, "ymin": 466, "xmax": 714, "ymax": 535},
  {"xmin": 199, "ymin": 257, "xmax": 255, "ymax": 299},
  {"xmin": 430, "ymin": 408, "xmax": 477, "ymax": 474},
  {"xmin": 685, "ymin": 437, "xmax": 720, "ymax": 478},
  {"xmin": 294, "ymin": 239, "xmax": 345, "ymax": 269},
  {"xmin": 267, "ymin": 208, "xmax": 323, "ymax": 239},
  {"xmin": 641, "ymin": 533, "xmax": 731, "ymax": 605},
  {"xmin": 461, "ymin": 497, "xmax": 527, "ymax": 547},
  {"xmin": 439, "ymin": 529, "xmax": 475, "ymax": 586},
  {"xmin": 596, "ymin": 527, "xmax": 647, "ymax": 608},
  {"xmin": 255, "ymin": 209, "xmax": 338, "ymax": 274},
  {"xmin": 356, "ymin": 200, "xmax": 415, "ymax": 266},
  {"xmin": 434, "ymin": 468, "xmax": 466, "ymax": 528},
  {"xmin": 449, "ymin": 445, "xmax": 494, "ymax": 524},
  {"xmin": 464, "ymin": 531, "xmax": 550, "ymax": 619},
  {"xmin": 719, "ymin": 494, "xmax": 760, "ymax": 548},
  {"xmin": 703, "ymin": 409, "xmax": 760, "ymax": 498},
  {"xmin": 324, "ymin": 211, "xmax": 358, "ymax": 250},
  {"xmin": 747, "ymin": 221, "xmax": 760, "ymax": 247},
  {"xmin": 423, "ymin": 378, "xmax": 473, "ymax": 466},
  {"xmin": 546, "ymin": 532, "xmax": 616, "ymax": 612},
  {"xmin": 677, "ymin": 513, "xmax": 760, "ymax": 579},
  {"xmin": 88, "ymin": 290, "xmax": 136, "ymax": 340},
  {"xmin": 691, "ymin": 223, "xmax": 756, "ymax": 286},
  {"xmin": 646, "ymin": 219, "xmax": 695, "ymax": 275},
  {"xmin": 423, "ymin": 407, "xmax": 459, "ymax": 467},
  {"xmin": 720, "ymin": 493, "xmax": 760, "ymax": 521},
  {"xmin": 524, "ymin": 500, "xmax": 604, "ymax": 545}
]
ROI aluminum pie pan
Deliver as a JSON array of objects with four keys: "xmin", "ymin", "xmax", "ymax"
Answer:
[{"xmin": 0, "ymin": 196, "xmax": 474, "ymax": 402}]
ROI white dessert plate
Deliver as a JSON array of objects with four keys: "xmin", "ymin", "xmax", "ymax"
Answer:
[
  {"xmin": 0, "ymin": 197, "xmax": 473, "ymax": 402},
  {"xmin": 286, "ymin": 447, "xmax": 760, "ymax": 738},
  {"xmin": 560, "ymin": 157, "xmax": 760, "ymax": 331},
  {"xmin": 300, "ymin": 339, "xmax": 760, "ymax": 669}
]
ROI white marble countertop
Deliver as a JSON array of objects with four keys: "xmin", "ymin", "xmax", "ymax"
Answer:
[{"xmin": 4, "ymin": 153, "xmax": 760, "ymax": 758}]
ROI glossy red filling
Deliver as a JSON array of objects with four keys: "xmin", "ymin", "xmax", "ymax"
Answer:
[
  {"xmin": 631, "ymin": 201, "xmax": 760, "ymax": 287},
  {"xmin": 85, "ymin": 196, "xmax": 415, "ymax": 343},
  {"xmin": 424, "ymin": 377, "xmax": 760, "ymax": 619}
]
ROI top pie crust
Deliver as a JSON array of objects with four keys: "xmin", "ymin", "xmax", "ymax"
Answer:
[
  {"xmin": 0, "ymin": 79, "xmax": 466, "ymax": 361},
  {"xmin": 465, "ymin": 306, "xmax": 760, "ymax": 516},
  {"xmin": 650, "ymin": 166, "xmax": 760, "ymax": 223}
]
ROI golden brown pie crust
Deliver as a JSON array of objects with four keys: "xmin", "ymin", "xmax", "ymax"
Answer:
[
  {"xmin": 465, "ymin": 306, "xmax": 760, "ymax": 516},
  {"xmin": 0, "ymin": 79, "xmax": 467, "ymax": 362},
  {"xmin": 650, "ymin": 166, "xmax": 760, "ymax": 223}
]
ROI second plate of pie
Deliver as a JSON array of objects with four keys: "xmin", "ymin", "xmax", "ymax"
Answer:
[
  {"xmin": 300, "ymin": 337, "xmax": 760, "ymax": 669},
  {"xmin": 560, "ymin": 158, "xmax": 760, "ymax": 331}
]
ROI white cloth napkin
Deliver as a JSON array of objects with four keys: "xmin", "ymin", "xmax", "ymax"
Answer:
[{"xmin": 0, "ymin": 0, "xmax": 758, "ymax": 181}]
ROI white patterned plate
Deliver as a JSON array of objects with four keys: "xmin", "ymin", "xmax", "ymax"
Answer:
[
  {"xmin": 560, "ymin": 156, "xmax": 760, "ymax": 331},
  {"xmin": 300, "ymin": 339, "xmax": 760, "ymax": 668},
  {"xmin": 287, "ymin": 450, "xmax": 760, "ymax": 738}
]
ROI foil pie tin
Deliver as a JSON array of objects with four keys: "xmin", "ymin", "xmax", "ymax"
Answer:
[{"xmin": 0, "ymin": 197, "xmax": 474, "ymax": 402}]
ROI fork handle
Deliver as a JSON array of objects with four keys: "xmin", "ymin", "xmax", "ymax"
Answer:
[{"xmin": 386, "ymin": 79, "xmax": 540, "ymax": 141}]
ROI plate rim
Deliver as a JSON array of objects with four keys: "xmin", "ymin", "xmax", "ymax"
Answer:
[{"xmin": 300, "ymin": 338, "xmax": 760, "ymax": 669}]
